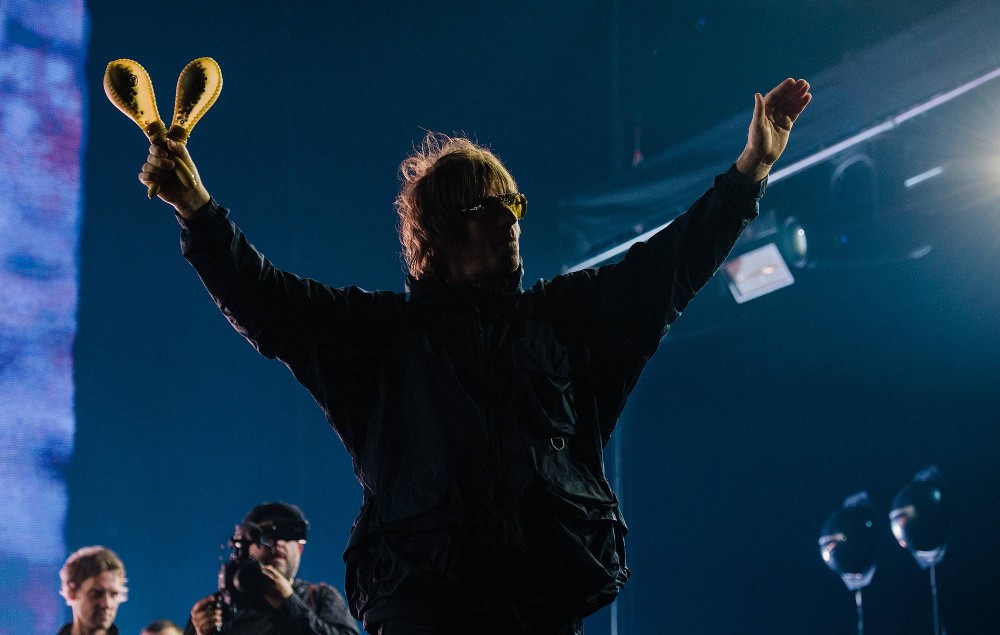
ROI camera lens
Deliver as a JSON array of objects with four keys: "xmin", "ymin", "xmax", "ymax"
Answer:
[{"xmin": 232, "ymin": 559, "xmax": 269, "ymax": 595}]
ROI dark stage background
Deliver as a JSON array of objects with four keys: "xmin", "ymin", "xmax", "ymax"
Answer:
[{"xmin": 54, "ymin": 0, "xmax": 1000, "ymax": 633}]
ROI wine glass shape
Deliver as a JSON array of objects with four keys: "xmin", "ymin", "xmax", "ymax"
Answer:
[
  {"xmin": 890, "ymin": 465, "xmax": 949, "ymax": 635},
  {"xmin": 819, "ymin": 491, "xmax": 879, "ymax": 590},
  {"xmin": 819, "ymin": 491, "xmax": 878, "ymax": 635},
  {"xmin": 890, "ymin": 465, "xmax": 948, "ymax": 568}
]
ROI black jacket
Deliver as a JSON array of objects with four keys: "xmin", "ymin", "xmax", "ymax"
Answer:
[
  {"xmin": 58, "ymin": 624, "xmax": 118, "ymax": 635},
  {"xmin": 179, "ymin": 166, "xmax": 764, "ymax": 629},
  {"xmin": 182, "ymin": 580, "xmax": 358, "ymax": 635}
]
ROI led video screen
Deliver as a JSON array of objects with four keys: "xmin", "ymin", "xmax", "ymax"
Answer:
[{"xmin": 0, "ymin": 2, "xmax": 85, "ymax": 633}]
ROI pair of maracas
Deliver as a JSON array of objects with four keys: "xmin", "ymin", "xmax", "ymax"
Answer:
[{"xmin": 104, "ymin": 57, "xmax": 222, "ymax": 198}]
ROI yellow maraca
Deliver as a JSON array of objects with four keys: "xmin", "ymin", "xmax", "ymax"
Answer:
[
  {"xmin": 161, "ymin": 57, "xmax": 222, "ymax": 200},
  {"xmin": 104, "ymin": 59, "xmax": 192, "ymax": 197},
  {"xmin": 104, "ymin": 58, "xmax": 221, "ymax": 198},
  {"xmin": 169, "ymin": 57, "xmax": 223, "ymax": 144}
]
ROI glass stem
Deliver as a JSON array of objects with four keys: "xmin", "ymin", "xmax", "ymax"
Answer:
[
  {"xmin": 930, "ymin": 564, "xmax": 940, "ymax": 635},
  {"xmin": 855, "ymin": 588, "xmax": 864, "ymax": 635}
]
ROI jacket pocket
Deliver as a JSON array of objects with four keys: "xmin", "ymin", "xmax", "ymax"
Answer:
[
  {"xmin": 344, "ymin": 490, "xmax": 464, "ymax": 617},
  {"xmin": 526, "ymin": 476, "xmax": 631, "ymax": 616},
  {"xmin": 511, "ymin": 336, "xmax": 577, "ymax": 438}
]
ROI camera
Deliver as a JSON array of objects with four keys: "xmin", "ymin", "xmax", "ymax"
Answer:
[{"xmin": 215, "ymin": 519, "xmax": 308, "ymax": 621}]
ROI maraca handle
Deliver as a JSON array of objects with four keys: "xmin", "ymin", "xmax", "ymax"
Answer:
[
  {"xmin": 145, "ymin": 124, "xmax": 167, "ymax": 199},
  {"xmin": 146, "ymin": 126, "xmax": 196, "ymax": 198},
  {"xmin": 166, "ymin": 126, "xmax": 197, "ymax": 189},
  {"xmin": 147, "ymin": 151, "xmax": 196, "ymax": 198}
]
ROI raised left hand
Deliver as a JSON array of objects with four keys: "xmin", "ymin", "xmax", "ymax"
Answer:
[
  {"xmin": 736, "ymin": 78, "xmax": 812, "ymax": 182},
  {"xmin": 259, "ymin": 564, "xmax": 295, "ymax": 608}
]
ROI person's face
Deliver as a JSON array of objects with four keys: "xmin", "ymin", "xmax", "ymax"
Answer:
[
  {"xmin": 248, "ymin": 519, "xmax": 304, "ymax": 581},
  {"xmin": 69, "ymin": 571, "xmax": 125, "ymax": 631},
  {"xmin": 446, "ymin": 192, "xmax": 522, "ymax": 283}
]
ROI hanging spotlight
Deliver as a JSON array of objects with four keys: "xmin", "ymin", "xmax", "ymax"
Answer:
[
  {"xmin": 721, "ymin": 209, "xmax": 810, "ymax": 303},
  {"xmin": 781, "ymin": 215, "xmax": 809, "ymax": 268}
]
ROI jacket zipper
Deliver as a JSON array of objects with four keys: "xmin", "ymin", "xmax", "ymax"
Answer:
[{"xmin": 475, "ymin": 305, "xmax": 506, "ymax": 512}]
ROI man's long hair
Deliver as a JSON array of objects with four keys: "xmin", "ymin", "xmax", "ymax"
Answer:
[{"xmin": 396, "ymin": 132, "xmax": 517, "ymax": 281}]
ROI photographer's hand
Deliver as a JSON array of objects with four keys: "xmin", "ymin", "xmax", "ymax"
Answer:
[
  {"xmin": 190, "ymin": 594, "xmax": 223, "ymax": 635},
  {"xmin": 260, "ymin": 564, "xmax": 295, "ymax": 609}
]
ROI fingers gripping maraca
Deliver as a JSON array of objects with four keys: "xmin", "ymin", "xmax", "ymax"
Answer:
[{"xmin": 104, "ymin": 57, "xmax": 221, "ymax": 199}]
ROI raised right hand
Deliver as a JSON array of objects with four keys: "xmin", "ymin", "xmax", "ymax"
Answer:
[
  {"xmin": 138, "ymin": 139, "xmax": 211, "ymax": 219},
  {"xmin": 735, "ymin": 78, "xmax": 812, "ymax": 182},
  {"xmin": 189, "ymin": 593, "xmax": 223, "ymax": 635}
]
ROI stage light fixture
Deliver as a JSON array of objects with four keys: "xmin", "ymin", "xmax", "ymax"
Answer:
[
  {"xmin": 782, "ymin": 216, "xmax": 809, "ymax": 268},
  {"xmin": 721, "ymin": 210, "xmax": 809, "ymax": 303},
  {"xmin": 723, "ymin": 243, "xmax": 794, "ymax": 304}
]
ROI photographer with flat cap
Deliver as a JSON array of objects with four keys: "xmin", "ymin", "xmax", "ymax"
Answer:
[{"xmin": 185, "ymin": 502, "xmax": 358, "ymax": 635}]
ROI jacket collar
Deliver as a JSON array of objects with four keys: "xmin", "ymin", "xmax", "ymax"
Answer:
[
  {"xmin": 406, "ymin": 265, "xmax": 524, "ymax": 306},
  {"xmin": 58, "ymin": 623, "xmax": 119, "ymax": 635}
]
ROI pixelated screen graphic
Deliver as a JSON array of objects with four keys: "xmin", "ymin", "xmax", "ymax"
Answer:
[{"xmin": 0, "ymin": 2, "xmax": 86, "ymax": 633}]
